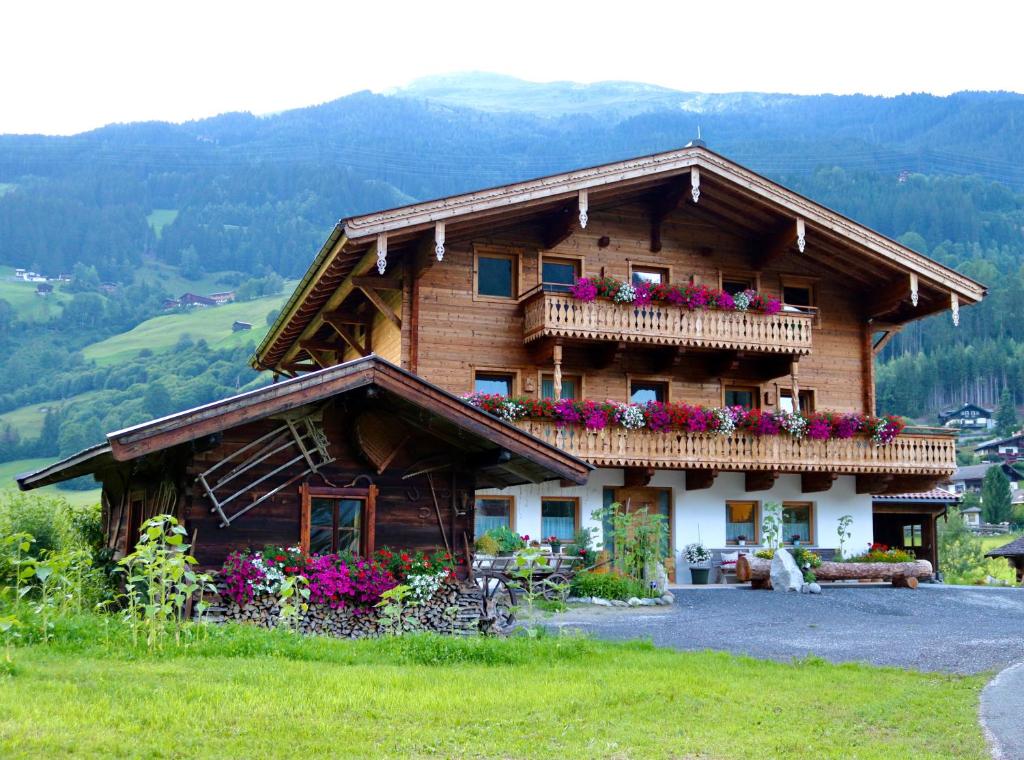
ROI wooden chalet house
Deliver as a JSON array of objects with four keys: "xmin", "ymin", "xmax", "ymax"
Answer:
[
  {"xmin": 245, "ymin": 144, "xmax": 983, "ymax": 581},
  {"xmin": 938, "ymin": 402, "xmax": 994, "ymax": 430},
  {"xmin": 16, "ymin": 145, "xmax": 984, "ymax": 582}
]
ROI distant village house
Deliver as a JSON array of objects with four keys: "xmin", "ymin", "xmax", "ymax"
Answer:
[
  {"xmin": 937, "ymin": 402, "xmax": 994, "ymax": 430},
  {"xmin": 232, "ymin": 320, "xmax": 252, "ymax": 332}
]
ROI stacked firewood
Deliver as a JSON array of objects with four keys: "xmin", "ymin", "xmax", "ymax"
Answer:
[{"xmin": 212, "ymin": 580, "xmax": 484, "ymax": 637}]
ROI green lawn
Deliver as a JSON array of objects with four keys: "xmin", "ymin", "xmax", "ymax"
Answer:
[
  {"xmin": 0, "ymin": 392, "xmax": 101, "ymax": 439},
  {"xmin": 980, "ymin": 532, "xmax": 1023, "ymax": 554},
  {"xmin": 0, "ymin": 458, "xmax": 100, "ymax": 507},
  {"xmin": 131, "ymin": 259, "xmax": 248, "ymax": 300},
  {"xmin": 0, "ymin": 626, "xmax": 987, "ymax": 759},
  {"xmin": 0, "ymin": 266, "xmax": 71, "ymax": 322},
  {"xmin": 82, "ymin": 290, "xmax": 292, "ymax": 365},
  {"xmin": 145, "ymin": 208, "xmax": 178, "ymax": 239}
]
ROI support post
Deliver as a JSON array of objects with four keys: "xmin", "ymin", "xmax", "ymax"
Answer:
[
  {"xmin": 552, "ymin": 342, "xmax": 563, "ymax": 400},
  {"xmin": 790, "ymin": 357, "xmax": 800, "ymax": 413}
]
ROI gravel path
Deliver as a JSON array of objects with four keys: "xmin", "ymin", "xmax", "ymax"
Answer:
[{"xmin": 545, "ymin": 585, "xmax": 1024, "ymax": 674}]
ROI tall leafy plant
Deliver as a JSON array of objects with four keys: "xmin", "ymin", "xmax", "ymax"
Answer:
[
  {"xmin": 761, "ymin": 502, "xmax": 783, "ymax": 550},
  {"xmin": 594, "ymin": 502, "xmax": 667, "ymax": 594}
]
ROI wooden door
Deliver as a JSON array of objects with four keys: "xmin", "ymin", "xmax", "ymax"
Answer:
[{"xmin": 612, "ymin": 487, "xmax": 674, "ymax": 582}]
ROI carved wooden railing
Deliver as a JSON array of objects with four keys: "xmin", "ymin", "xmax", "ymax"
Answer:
[
  {"xmin": 522, "ymin": 291, "xmax": 814, "ymax": 354},
  {"xmin": 514, "ymin": 418, "xmax": 957, "ymax": 476}
]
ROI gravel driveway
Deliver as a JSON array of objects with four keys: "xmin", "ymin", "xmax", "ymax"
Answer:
[{"xmin": 546, "ymin": 585, "xmax": 1024, "ymax": 674}]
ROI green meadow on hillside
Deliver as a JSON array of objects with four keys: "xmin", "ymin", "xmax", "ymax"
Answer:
[
  {"xmin": 0, "ymin": 266, "xmax": 71, "ymax": 322},
  {"xmin": 145, "ymin": 208, "xmax": 178, "ymax": 238},
  {"xmin": 0, "ymin": 392, "xmax": 101, "ymax": 439},
  {"xmin": 0, "ymin": 458, "xmax": 99, "ymax": 506},
  {"xmin": 82, "ymin": 289, "xmax": 291, "ymax": 365}
]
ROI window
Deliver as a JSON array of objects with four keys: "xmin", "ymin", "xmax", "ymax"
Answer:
[
  {"xmin": 475, "ymin": 251, "xmax": 517, "ymax": 298},
  {"xmin": 474, "ymin": 371, "xmax": 515, "ymax": 396},
  {"xmin": 309, "ymin": 496, "xmax": 364, "ymax": 555},
  {"xmin": 540, "ymin": 373, "xmax": 580, "ymax": 400},
  {"xmin": 475, "ymin": 496, "xmax": 514, "ymax": 537},
  {"xmin": 724, "ymin": 385, "xmax": 759, "ymax": 409},
  {"xmin": 726, "ymin": 501, "xmax": 758, "ymax": 545},
  {"xmin": 903, "ymin": 524, "xmax": 923, "ymax": 548},
  {"xmin": 541, "ymin": 256, "xmax": 580, "ymax": 292},
  {"xmin": 722, "ymin": 276, "xmax": 754, "ymax": 296},
  {"xmin": 779, "ymin": 389, "xmax": 815, "ymax": 413},
  {"xmin": 782, "ymin": 284, "xmax": 813, "ymax": 308},
  {"xmin": 630, "ymin": 379, "xmax": 668, "ymax": 404},
  {"xmin": 541, "ymin": 498, "xmax": 579, "ymax": 542},
  {"xmin": 631, "ymin": 266, "xmax": 670, "ymax": 287},
  {"xmin": 782, "ymin": 502, "xmax": 813, "ymax": 544}
]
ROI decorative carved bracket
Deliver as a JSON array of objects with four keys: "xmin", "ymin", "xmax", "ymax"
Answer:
[
  {"xmin": 434, "ymin": 221, "xmax": 445, "ymax": 261},
  {"xmin": 910, "ymin": 273, "xmax": 919, "ymax": 307},
  {"xmin": 578, "ymin": 190, "xmax": 589, "ymax": 229},
  {"xmin": 376, "ymin": 234, "xmax": 388, "ymax": 275},
  {"xmin": 691, "ymin": 167, "xmax": 700, "ymax": 203},
  {"xmin": 951, "ymin": 292, "xmax": 960, "ymax": 326}
]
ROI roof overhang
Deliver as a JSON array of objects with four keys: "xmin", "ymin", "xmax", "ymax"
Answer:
[
  {"xmin": 253, "ymin": 144, "xmax": 987, "ymax": 373},
  {"xmin": 17, "ymin": 356, "xmax": 592, "ymax": 491}
]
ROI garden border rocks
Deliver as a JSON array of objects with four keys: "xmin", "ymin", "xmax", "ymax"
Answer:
[{"xmin": 567, "ymin": 592, "xmax": 675, "ymax": 607}]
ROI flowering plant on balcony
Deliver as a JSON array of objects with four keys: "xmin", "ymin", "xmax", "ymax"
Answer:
[
  {"xmin": 463, "ymin": 392, "xmax": 906, "ymax": 444},
  {"xmin": 568, "ymin": 276, "xmax": 782, "ymax": 315}
]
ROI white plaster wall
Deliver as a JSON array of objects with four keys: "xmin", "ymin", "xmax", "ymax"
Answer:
[{"xmin": 478, "ymin": 470, "xmax": 874, "ymax": 583}]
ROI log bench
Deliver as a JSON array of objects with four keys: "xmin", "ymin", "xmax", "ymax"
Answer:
[
  {"xmin": 711, "ymin": 547, "xmax": 836, "ymax": 584},
  {"xmin": 735, "ymin": 554, "xmax": 933, "ymax": 589}
]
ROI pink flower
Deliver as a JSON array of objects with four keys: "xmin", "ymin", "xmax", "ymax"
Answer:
[
  {"xmin": 570, "ymin": 278, "xmax": 598, "ymax": 302},
  {"xmin": 807, "ymin": 418, "xmax": 831, "ymax": 440},
  {"xmin": 633, "ymin": 282, "xmax": 653, "ymax": 306}
]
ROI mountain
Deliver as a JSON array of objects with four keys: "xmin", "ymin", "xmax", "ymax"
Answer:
[{"xmin": 1, "ymin": 72, "xmax": 1024, "ymax": 472}]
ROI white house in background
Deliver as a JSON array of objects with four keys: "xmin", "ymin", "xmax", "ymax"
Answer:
[
  {"xmin": 961, "ymin": 506, "xmax": 982, "ymax": 528},
  {"xmin": 938, "ymin": 403, "xmax": 994, "ymax": 430}
]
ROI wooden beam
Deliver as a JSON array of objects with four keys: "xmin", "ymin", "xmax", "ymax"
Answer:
[
  {"xmin": 299, "ymin": 338, "xmax": 342, "ymax": 354},
  {"xmin": 745, "ymin": 471, "xmax": 778, "ymax": 492},
  {"xmin": 323, "ymin": 319, "xmax": 369, "ymax": 358},
  {"xmin": 653, "ymin": 346, "xmax": 687, "ymax": 373},
  {"xmin": 872, "ymin": 325, "xmax": 902, "ymax": 355},
  {"xmin": 801, "ymin": 472, "xmax": 837, "ymax": 494},
  {"xmin": 357, "ymin": 284, "xmax": 402, "ymax": 329},
  {"xmin": 856, "ymin": 473, "xmax": 893, "ymax": 495},
  {"xmin": 352, "ymin": 276, "xmax": 402, "ymax": 291},
  {"xmin": 594, "ymin": 341, "xmax": 627, "ymax": 370},
  {"xmin": 866, "ymin": 279, "xmax": 915, "ymax": 320},
  {"xmin": 623, "ymin": 467, "xmax": 655, "ymax": 488},
  {"xmin": 685, "ymin": 469, "xmax": 717, "ymax": 491}
]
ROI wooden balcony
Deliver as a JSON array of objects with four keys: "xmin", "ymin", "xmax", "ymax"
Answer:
[
  {"xmin": 514, "ymin": 419, "xmax": 957, "ymax": 479},
  {"xmin": 522, "ymin": 291, "xmax": 815, "ymax": 355}
]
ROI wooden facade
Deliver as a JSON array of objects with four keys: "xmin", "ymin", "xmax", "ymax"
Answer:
[
  {"xmin": 17, "ymin": 359, "xmax": 590, "ymax": 567},
  {"xmin": 252, "ymin": 145, "xmax": 983, "ymax": 490}
]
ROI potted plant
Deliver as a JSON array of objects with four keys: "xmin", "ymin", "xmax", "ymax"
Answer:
[
  {"xmin": 548, "ymin": 535, "xmax": 563, "ymax": 555},
  {"xmin": 736, "ymin": 534, "xmax": 748, "ymax": 547},
  {"xmin": 486, "ymin": 526, "xmax": 526, "ymax": 556},
  {"xmin": 684, "ymin": 542, "xmax": 712, "ymax": 584},
  {"xmin": 791, "ymin": 533, "xmax": 802, "ymax": 547}
]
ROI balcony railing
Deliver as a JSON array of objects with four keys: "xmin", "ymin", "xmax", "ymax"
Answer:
[
  {"xmin": 514, "ymin": 418, "xmax": 957, "ymax": 476},
  {"xmin": 522, "ymin": 291, "xmax": 814, "ymax": 355}
]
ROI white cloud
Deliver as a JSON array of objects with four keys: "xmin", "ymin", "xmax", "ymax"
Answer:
[{"xmin": 1, "ymin": 0, "xmax": 1020, "ymax": 135}]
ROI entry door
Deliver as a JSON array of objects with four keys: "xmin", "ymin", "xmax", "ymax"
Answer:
[{"xmin": 612, "ymin": 487, "xmax": 674, "ymax": 581}]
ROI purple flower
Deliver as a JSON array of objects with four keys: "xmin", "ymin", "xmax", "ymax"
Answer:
[
  {"xmin": 807, "ymin": 418, "xmax": 831, "ymax": 440},
  {"xmin": 633, "ymin": 282, "xmax": 653, "ymax": 306},
  {"xmin": 570, "ymin": 278, "xmax": 598, "ymax": 302}
]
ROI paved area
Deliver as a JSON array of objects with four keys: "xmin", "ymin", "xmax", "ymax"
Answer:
[
  {"xmin": 981, "ymin": 661, "xmax": 1024, "ymax": 759},
  {"xmin": 546, "ymin": 585, "xmax": 1024, "ymax": 674}
]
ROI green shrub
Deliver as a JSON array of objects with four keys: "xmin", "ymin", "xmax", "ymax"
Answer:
[
  {"xmin": 484, "ymin": 526, "xmax": 525, "ymax": 553},
  {"xmin": 569, "ymin": 570, "xmax": 644, "ymax": 601},
  {"xmin": 474, "ymin": 535, "xmax": 499, "ymax": 556}
]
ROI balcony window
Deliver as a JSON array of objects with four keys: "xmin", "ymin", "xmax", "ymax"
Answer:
[
  {"xmin": 726, "ymin": 501, "xmax": 758, "ymax": 545},
  {"xmin": 475, "ymin": 496, "xmax": 514, "ymax": 537},
  {"xmin": 724, "ymin": 386, "xmax": 759, "ymax": 409},
  {"xmin": 541, "ymin": 374, "xmax": 579, "ymax": 400},
  {"xmin": 630, "ymin": 380, "xmax": 668, "ymax": 404},
  {"xmin": 474, "ymin": 371, "xmax": 515, "ymax": 396},
  {"xmin": 476, "ymin": 252, "xmax": 517, "ymax": 298},
  {"xmin": 631, "ymin": 266, "xmax": 670, "ymax": 287},
  {"xmin": 541, "ymin": 498, "xmax": 579, "ymax": 542},
  {"xmin": 542, "ymin": 256, "xmax": 580, "ymax": 293},
  {"xmin": 783, "ymin": 285, "xmax": 813, "ymax": 308},
  {"xmin": 779, "ymin": 389, "xmax": 815, "ymax": 413},
  {"xmin": 782, "ymin": 502, "xmax": 813, "ymax": 544},
  {"xmin": 722, "ymin": 276, "xmax": 754, "ymax": 296}
]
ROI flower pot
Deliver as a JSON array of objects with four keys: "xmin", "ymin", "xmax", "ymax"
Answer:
[
  {"xmin": 737, "ymin": 540, "xmax": 747, "ymax": 547},
  {"xmin": 690, "ymin": 567, "xmax": 710, "ymax": 585}
]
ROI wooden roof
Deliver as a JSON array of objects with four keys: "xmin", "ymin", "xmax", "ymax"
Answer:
[
  {"xmin": 16, "ymin": 356, "xmax": 592, "ymax": 491},
  {"xmin": 986, "ymin": 536, "xmax": 1024, "ymax": 558},
  {"xmin": 253, "ymin": 144, "xmax": 987, "ymax": 373}
]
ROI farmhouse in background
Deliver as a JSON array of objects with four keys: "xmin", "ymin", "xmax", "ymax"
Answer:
[
  {"xmin": 178, "ymin": 292, "xmax": 217, "ymax": 307},
  {"xmin": 937, "ymin": 402, "xmax": 994, "ymax": 430},
  {"xmin": 945, "ymin": 461, "xmax": 1023, "ymax": 495},
  {"xmin": 16, "ymin": 144, "xmax": 986, "ymax": 581},
  {"xmin": 975, "ymin": 432, "xmax": 1024, "ymax": 461},
  {"xmin": 35, "ymin": 282, "xmax": 53, "ymax": 297},
  {"xmin": 232, "ymin": 320, "xmax": 253, "ymax": 332},
  {"xmin": 209, "ymin": 291, "xmax": 236, "ymax": 304}
]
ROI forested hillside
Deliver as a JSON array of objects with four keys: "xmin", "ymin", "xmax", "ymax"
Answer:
[{"xmin": 1, "ymin": 74, "xmax": 1023, "ymax": 475}]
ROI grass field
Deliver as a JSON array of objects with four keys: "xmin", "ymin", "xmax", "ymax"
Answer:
[
  {"xmin": 980, "ymin": 532, "xmax": 1023, "ymax": 553},
  {"xmin": 0, "ymin": 458, "xmax": 99, "ymax": 507},
  {"xmin": 0, "ymin": 392, "xmax": 101, "ymax": 439},
  {"xmin": 131, "ymin": 259, "xmax": 248, "ymax": 300},
  {"xmin": 82, "ymin": 290, "xmax": 292, "ymax": 365},
  {"xmin": 0, "ymin": 624, "xmax": 987, "ymax": 759},
  {"xmin": 145, "ymin": 208, "xmax": 178, "ymax": 239},
  {"xmin": 0, "ymin": 266, "xmax": 71, "ymax": 322}
]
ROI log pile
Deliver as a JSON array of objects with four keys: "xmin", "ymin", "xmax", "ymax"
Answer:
[
  {"xmin": 736, "ymin": 555, "xmax": 933, "ymax": 589},
  {"xmin": 212, "ymin": 580, "xmax": 484, "ymax": 637}
]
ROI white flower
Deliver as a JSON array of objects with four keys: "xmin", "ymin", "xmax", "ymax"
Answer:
[
  {"xmin": 684, "ymin": 542, "xmax": 711, "ymax": 565},
  {"xmin": 498, "ymin": 400, "xmax": 526, "ymax": 421},
  {"xmin": 251, "ymin": 556, "xmax": 285, "ymax": 595},
  {"xmin": 613, "ymin": 282, "xmax": 637, "ymax": 304},
  {"xmin": 778, "ymin": 411, "xmax": 807, "ymax": 439},
  {"xmin": 733, "ymin": 290, "xmax": 753, "ymax": 311},
  {"xmin": 617, "ymin": 404, "xmax": 646, "ymax": 430},
  {"xmin": 407, "ymin": 572, "xmax": 446, "ymax": 605},
  {"xmin": 712, "ymin": 406, "xmax": 740, "ymax": 436}
]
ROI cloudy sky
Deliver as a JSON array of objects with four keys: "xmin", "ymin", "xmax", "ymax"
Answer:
[{"xmin": 2, "ymin": 0, "xmax": 1020, "ymax": 135}]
